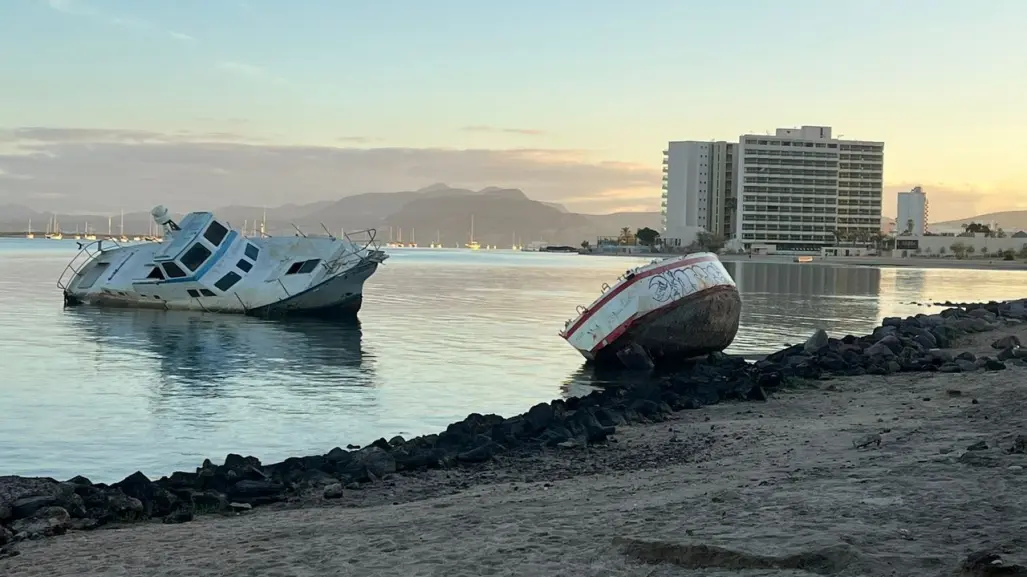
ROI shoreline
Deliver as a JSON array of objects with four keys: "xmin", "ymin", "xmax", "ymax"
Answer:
[
  {"xmin": 4, "ymin": 299, "xmax": 1027, "ymax": 575},
  {"xmin": 584, "ymin": 251, "xmax": 1027, "ymax": 271}
]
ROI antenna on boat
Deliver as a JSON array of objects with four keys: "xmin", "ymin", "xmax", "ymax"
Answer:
[
  {"xmin": 291, "ymin": 223, "xmax": 307, "ymax": 238},
  {"xmin": 319, "ymin": 222, "xmax": 336, "ymax": 240}
]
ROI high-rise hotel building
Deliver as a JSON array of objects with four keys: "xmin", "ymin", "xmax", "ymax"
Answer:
[{"xmin": 662, "ymin": 125, "xmax": 884, "ymax": 252}]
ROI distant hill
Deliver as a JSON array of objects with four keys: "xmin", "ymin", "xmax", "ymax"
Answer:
[
  {"xmin": 0, "ymin": 184, "xmax": 662, "ymax": 244},
  {"xmin": 933, "ymin": 211, "xmax": 1027, "ymax": 231}
]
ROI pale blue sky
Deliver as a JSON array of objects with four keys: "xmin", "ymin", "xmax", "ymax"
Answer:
[{"xmin": 1, "ymin": 0, "xmax": 1025, "ymax": 217}]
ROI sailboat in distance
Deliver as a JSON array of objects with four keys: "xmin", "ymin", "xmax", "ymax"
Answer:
[{"xmin": 464, "ymin": 214, "xmax": 480, "ymax": 250}]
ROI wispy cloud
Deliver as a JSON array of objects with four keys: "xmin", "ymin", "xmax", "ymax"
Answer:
[
  {"xmin": 461, "ymin": 125, "xmax": 547, "ymax": 137},
  {"xmin": 336, "ymin": 136, "xmax": 375, "ymax": 144},
  {"xmin": 218, "ymin": 61, "xmax": 284, "ymax": 84},
  {"xmin": 169, "ymin": 31, "xmax": 198, "ymax": 43},
  {"xmin": 43, "ymin": 0, "xmax": 199, "ymax": 44}
]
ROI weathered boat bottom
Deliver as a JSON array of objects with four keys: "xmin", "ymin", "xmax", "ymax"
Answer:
[{"xmin": 593, "ymin": 285, "xmax": 743, "ymax": 368}]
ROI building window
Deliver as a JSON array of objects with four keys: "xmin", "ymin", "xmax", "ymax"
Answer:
[
  {"xmin": 237, "ymin": 259, "xmax": 253, "ymax": 273},
  {"xmin": 244, "ymin": 243, "xmax": 259, "ymax": 260},
  {"xmin": 187, "ymin": 289, "xmax": 201, "ymax": 298}
]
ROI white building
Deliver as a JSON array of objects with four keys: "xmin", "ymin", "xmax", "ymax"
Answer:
[
  {"xmin": 660, "ymin": 141, "xmax": 736, "ymax": 246},
  {"xmin": 734, "ymin": 125, "xmax": 884, "ymax": 252},
  {"xmin": 896, "ymin": 186, "xmax": 929, "ymax": 236}
]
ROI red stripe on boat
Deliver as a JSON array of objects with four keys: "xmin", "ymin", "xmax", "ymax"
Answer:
[{"xmin": 563, "ymin": 253, "xmax": 717, "ymax": 338}]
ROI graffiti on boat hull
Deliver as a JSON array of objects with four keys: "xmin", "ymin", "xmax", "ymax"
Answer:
[{"xmin": 648, "ymin": 260, "xmax": 733, "ymax": 304}]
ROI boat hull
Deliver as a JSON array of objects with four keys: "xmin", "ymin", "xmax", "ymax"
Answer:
[
  {"xmin": 560, "ymin": 252, "xmax": 741, "ymax": 368},
  {"xmin": 246, "ymin": 259, "xmax": 378, "ymax": 319}
]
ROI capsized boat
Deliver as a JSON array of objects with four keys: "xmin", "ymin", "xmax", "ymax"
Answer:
[
  {"xmin": 58, "ymin": 206, "xmax": 388, "ymax": 318},
  {"xmin": 559, "ymin": 252, "xmax": 741, "ymax": 368}
]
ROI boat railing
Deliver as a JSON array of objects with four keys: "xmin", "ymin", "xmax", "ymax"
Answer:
[
  {"xmin": 319, "ymin": 228, "xmax": 386, "ymax": 274},
  {"xmin": 57, "ymin": 239, "xmax": 122, "ymax": 290}
]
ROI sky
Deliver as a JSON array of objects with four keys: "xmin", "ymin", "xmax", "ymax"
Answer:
[{"xmin": 1, "ymin": 0, "xmax": 1025, "ymax": 219}]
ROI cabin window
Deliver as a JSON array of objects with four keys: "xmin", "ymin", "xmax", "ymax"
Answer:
[
  {"xmin": 199, "ymin": 289, "xmax": 216, "ymax": 297},
  {"xmin": 298, "ymin": 259, "xmax": 321, "ymax": 274},
  {"xmin": 146, "ymin": 266, "xmax": 165, "ymax": 280},
  {"xmin": 244, "ymin": 243, "xmax": 259, "ymax": 260},
  {"xmin": 187, "ymin": 289, "xmax": 201, "ymax": 298},
  {"xmin": 162, "ymin": 262, "xmax": 187, "ymax": 278},
  {"xmin": 204, "ymin": 221, "xmax": 229, "ymax": 246},
  {"xmin": 285, "ymin": 259, "xmax": 321, "ymax": 275},
  {"xmin": 180, "ymin": 243, "xmax": 212, "ymax": 272},
  {"xmin": 214, "ymin": 271, "xmax": 242, "ymax": 292},
  {"xmin": 236, "ymin": 259, "xmax": 253, "ymax": 273}
]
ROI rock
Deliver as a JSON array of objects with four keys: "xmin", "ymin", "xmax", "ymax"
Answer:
[
  {"xmin": 804, "ymin": 329, "xmax": 829, "ymax": 353},
  {"xmin": 937, "ymin": 362, "xmax": 962, "ymax": 373},
  {"xmin": 0, "ymin": 477, "xmax": 85, "ymax": 522},
  {"xmin": 997, "ymin": 347, "xmax": 1018, "ymax": 361},
  {"xmin": 991, "ymin": 335, "xmax": 1021, "ymax": 349},
  {"xmin": 228, "ymin": 502, "xmax": 252, "ymax": 512},
  {"xmin": 865, "ymin": 342, "xmax": 896, "ymax": 359},
  {"xmin": 984, "ymin": 359, "xmax": 1007, "ymax": 371},
  {"xmin": 226, "ymin": 480, "xmax": 287, "ymax": 504},
  {"xmin": 11, "ymin": 495, "xmax": 58, "ymax": 520},
  {"xmin": 1011, "ymin": 435, "xmax": 1027, "ymax": 455},
  {"xmin": 967, "ymin": 440, "xmax": 988, "ymax": 451},
  {"xmin": 10, "ymin": 506, "xmax": 72, "ymax": 539},
  {"xmin": 960, "ymin": 549, "xmax": 1027, "ymax": 576},
  {"xmin": 956, "ymin": 359, "xmax": 978, "ymax": 372},
  {"xmin": 322, "ymin": 483, "xmax": 344, "ymax": 499}
]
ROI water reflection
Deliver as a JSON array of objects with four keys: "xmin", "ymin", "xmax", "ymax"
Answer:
[
  {"xmin": 64, "ymin": 308, "xmax": 372, "ymax": 392},
  {"xmin": 726, "ymin": 262, "xmax": 884, "ymax": 350}
]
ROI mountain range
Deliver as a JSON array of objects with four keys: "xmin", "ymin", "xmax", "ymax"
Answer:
[{"xmin": 1, "ymin": 184, "xmax": 662, "ymax": 247}]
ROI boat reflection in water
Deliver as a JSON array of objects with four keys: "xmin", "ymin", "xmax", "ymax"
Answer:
[{"xmin": 63, "ymin": 307, "xmax": 372, "ymax": 395}]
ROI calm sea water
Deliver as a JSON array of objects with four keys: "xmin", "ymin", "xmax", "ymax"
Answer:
[{"xmin": 2, "ymin": 238, "xmax": 1026, "ymax": 482}]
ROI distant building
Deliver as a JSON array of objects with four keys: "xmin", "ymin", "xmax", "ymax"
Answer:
[
  {"xmin": 661, "ymin": 125, "xmax": 884, "ymax": 253},
  {"xmin": 660, "ymin": 141, "xmax": 736, "ymax": 246},
  {"xmin": 734, "ymin": 126, "xmax": 883, "ymax": 252},
  {"xmin": 896, "ymin": 186, "xmax": 929, "ymax": 236}
]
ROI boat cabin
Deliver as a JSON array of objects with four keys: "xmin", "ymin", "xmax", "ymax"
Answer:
[{"xmin": 135, "ymin": 212, "xmax": 256, "ymax": 298}]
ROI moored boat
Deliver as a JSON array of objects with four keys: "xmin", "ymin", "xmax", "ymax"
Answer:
[
  {"xmin": 559, "ymin": 252, "xmax": 741, "ymax": 368},
  {"xmin": 58, "ymin": 205, "xmax": 388, "ymax": 318}
]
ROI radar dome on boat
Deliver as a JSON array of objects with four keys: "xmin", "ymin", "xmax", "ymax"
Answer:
[{"xmin": 151, "ymin": 205, "xmax": 172, "ymax": 225}]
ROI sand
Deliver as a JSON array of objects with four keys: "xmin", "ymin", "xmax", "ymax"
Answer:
[{"xmin": 3, "ymin": 325, "xmax": 1027, "ymax": 576}]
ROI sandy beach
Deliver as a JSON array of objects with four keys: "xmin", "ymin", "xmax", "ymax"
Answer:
[{"xmin": 3, "ymin": 319, "xmax": 1027, "ymax": 576}]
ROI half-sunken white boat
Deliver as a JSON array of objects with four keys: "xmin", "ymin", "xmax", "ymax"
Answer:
[
  {"xmin": 59, "ymin": 206, "xmax": 388, "ymax": 318},
  {"xmin": 559, "ymin": 252, "xmax": 741, "ymax": 368}
]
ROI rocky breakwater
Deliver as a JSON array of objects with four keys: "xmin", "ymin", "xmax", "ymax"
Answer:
[{"xmin": 3, "ymin": 298, "xmax": 1027, "ymax": 555}]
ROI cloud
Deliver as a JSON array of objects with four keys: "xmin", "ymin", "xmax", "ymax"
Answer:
[
  {"xmin": 460, "ymin": 125, "xmax": 547, "ymax": 137},
  {"xmin": 0, "ymin": 127, "xmax": 659, "ymax": 214},
  {"xmin": 336, "ymin": 136, "xmax": 376, "ymax": 144},
  {"xmin": 43, "ymin": 0, "xmax": 198, "ymax": 46},
  {"xmin": 217, "ymin": 61, "xmax": 283, "ymax": 83},
  {"xmin": 169, "ymin": 31, "xmax": 198, "ymax": 43}
]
